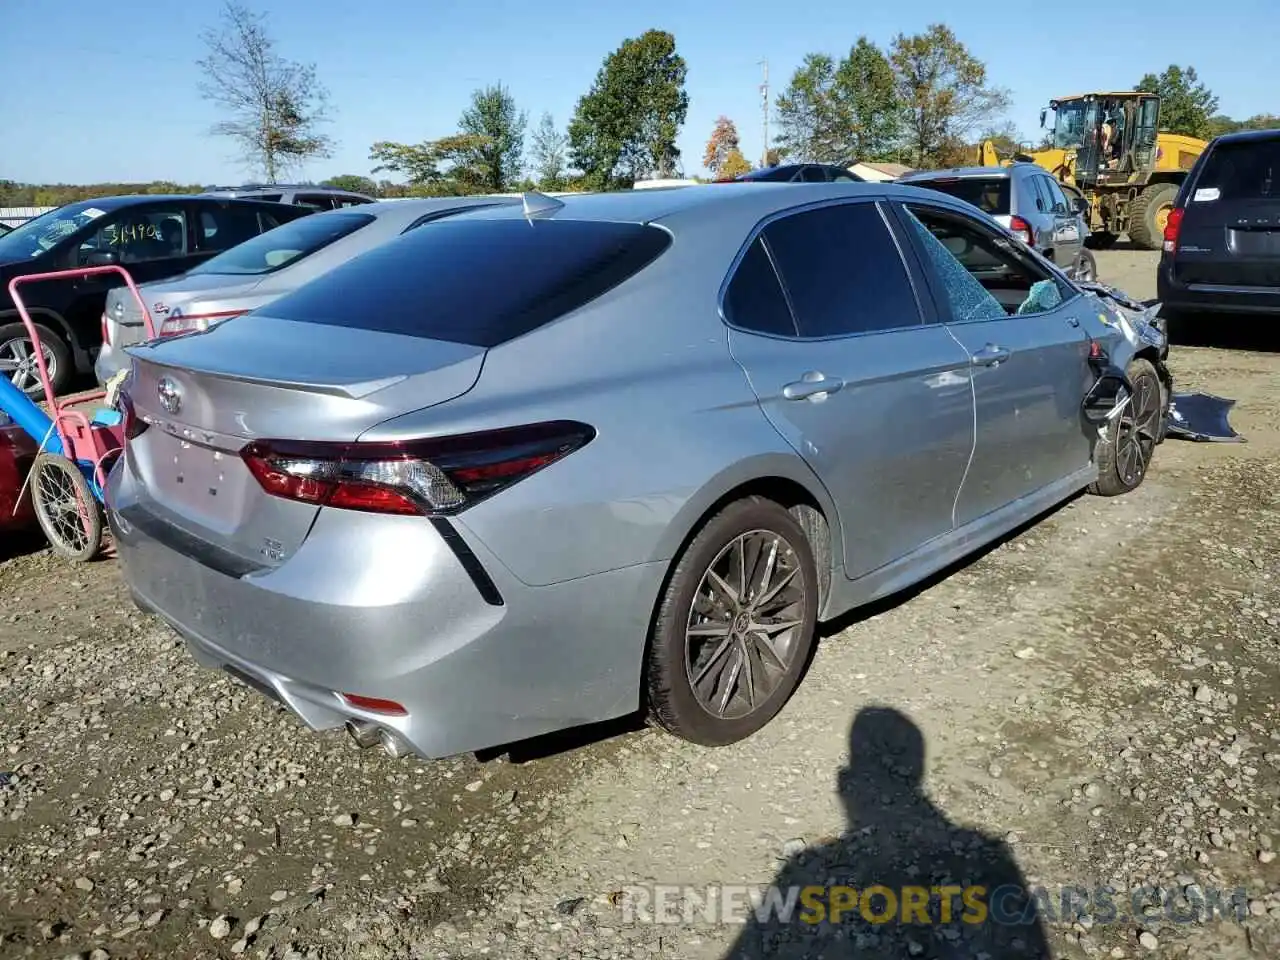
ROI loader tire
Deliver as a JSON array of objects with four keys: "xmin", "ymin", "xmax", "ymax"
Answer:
[{"xmin": 1127, "ymin": 182, "xmax": 1179, "ymax": 250}]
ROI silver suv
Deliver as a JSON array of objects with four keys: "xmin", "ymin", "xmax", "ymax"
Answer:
[
  {"xmin": 200, "ymin": 184, "xmax": 375, "ymax": 210},
  {"xmin": 897, "ymin": 164, "xmax": 1096, "ymax": 281}
]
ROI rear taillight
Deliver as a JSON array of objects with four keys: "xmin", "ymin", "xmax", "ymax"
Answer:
[
  {"xmin": 240, "ymin": 420, "xmax": 596, "ymax": 516},
  {"xmin": 1008, "ymin": 215, "xmax": 1034, "ymax": 245},
  {"xmin": 1163, "ymin": 206, "xmax": 1185, "ymax": 253},
  {"xmin": 101, "ymin": 312, "xmax": 110, "ymax": 346},
  {"xmin": 120, "ymin": 389, "xmax": 148, "ymax": 439},
  {"xmin": 159, "ymin": 309, "xmax": 247, "ymax": 338}
]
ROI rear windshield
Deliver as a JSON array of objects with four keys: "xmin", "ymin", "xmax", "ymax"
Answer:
[
  {"xmin": 189, "ymin": 212, "xmax": 373, "ymax": 276},
  {"xmin": 261, "ymin": 218, "xmax": 673, "ymax": 347},
  {"xmin": 907, "ymin": 177, "xmax": 1011, "ymax": 216},
  {"xmin": 1195, "ymin": 139, "xmax": 1280, "ymax": 201}
]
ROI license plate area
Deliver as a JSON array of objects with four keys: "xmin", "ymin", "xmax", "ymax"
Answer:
[{"xmin": 149, "ymin": 430, "xmax": 253, "ymax": 532}]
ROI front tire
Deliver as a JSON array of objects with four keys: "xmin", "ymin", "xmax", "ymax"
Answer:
[
  {"xmin": 1089, "ymin": 358, "xmax": 1164, "ymax": 497},
  {"xmin": 0, "ymin": 321, "xmax": 72, "ymax": 398},
  {"xmin": 646, "ymin": 497, "xmax": 819, "ymax": 746},
  {"xmin": 1072, "ymin": 249, "xmax": 1098, "ymax": 282}
]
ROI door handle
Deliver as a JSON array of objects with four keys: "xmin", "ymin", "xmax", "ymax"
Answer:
[
  {"xmin": 971, "ymin": 344, "xmax": 1011, "ymax": 367},
  {"xmin": 783, "ymin": 372, "xmax": 845, "ymax": 401}
]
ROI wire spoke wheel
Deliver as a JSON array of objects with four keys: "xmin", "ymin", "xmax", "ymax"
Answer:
[
  {"xmin": 31, "ymin": 453, "xmax": 103, "ymax": 562},
  {"xmin": 0, "ymin": 335, "xmax": 56, "ymax": 397},
  {"xmin": 1114, "ymin": 371, "xmax": 1162, "ymax": 487},
  {"xmin": 685, "ymin": 528, "xmax": 807, "ymax": 721}
]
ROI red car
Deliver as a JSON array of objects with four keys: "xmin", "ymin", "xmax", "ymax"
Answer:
[{"xmin": 0, "ymin": 415, "xmax": 37, "ymax": 532}]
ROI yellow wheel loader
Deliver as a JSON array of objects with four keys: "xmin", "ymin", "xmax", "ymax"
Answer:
[{"xmin": 977, "ymin": 92, "xmax": 1207, "ymax": 251}]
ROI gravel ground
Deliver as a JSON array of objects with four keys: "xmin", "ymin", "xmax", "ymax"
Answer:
[{"xmin": 2, "ymin": 251, "xmax": 1278, "ymax": 960}]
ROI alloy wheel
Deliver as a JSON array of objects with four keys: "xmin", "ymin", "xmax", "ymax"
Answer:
[
  {"xmin": 0, "ymin": 335, "xmax": 56, "ymax": 396},
  {"xmin": 684, "ymin": 529, "xmax": 808, "ymax": 720},
  {"xmin": 1115, "ymin": 372, "xmax": 1162, "ymax": 486}
]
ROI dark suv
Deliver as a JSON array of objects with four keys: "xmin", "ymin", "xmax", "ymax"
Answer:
[
  {"xmin": 1158, "ymin": 129, "xmax": 1280, "ymax": 324},
  {"xmin": 0, "ymin": 195, "xmax": 310, "ymax": 396}
]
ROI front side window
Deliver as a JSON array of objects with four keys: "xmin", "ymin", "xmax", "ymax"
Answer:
[
  {"xmin": 188, "ymin": 211, "xmax": 373, "ymax": 276},
  {"xmin": 904, "ymin": 205, "xmax": 1071, "ymax": 319},
  {"xmin": 82, "ymin": 207, "xmax": 188, "ymax": 264},
  {"xmin": 762, "ymin": 202, "xmax": 922, "ymax": 337}
]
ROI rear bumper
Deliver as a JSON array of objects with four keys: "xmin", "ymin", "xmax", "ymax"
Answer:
[
  {"xmin": 106, "ymin": 458, "xmax": 665, "ymax": 759},
  {"xmin": 1158, "ymin": 260, "xmax": 1280, "ymax": 316}
]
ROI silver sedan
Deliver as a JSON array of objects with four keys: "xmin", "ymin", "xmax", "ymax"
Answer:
[{"xmin": 107, "ymin": 183, "xmax": 1169, "ymax": 760}]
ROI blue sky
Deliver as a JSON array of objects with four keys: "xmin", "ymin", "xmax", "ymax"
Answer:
[{"xmin": 2, "ymin": 0, "xmax": 1272, "ymax": 185}]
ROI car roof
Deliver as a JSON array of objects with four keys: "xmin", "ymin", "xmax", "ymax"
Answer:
[
  {"xmin": 444, "ymin": 182, "xmax": 954, "ymax": 229},
  {"xmin": 1209, "ymin": 128, "xmax": 1280, "ymax": 146},
  {"xmin": 309, "ymin": 195, "xmax": 520, "ymax": 222},
  {"xmin": 53, "ymin": 194, "xmax": 297, "ymax": 211},
  {"xmin": 899, "ymin": 166, "xmax": 1017, "ymax": 181}
]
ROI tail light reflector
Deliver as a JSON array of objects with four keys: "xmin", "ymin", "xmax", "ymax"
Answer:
[
  {"xmin": 1008, "ymin": 215, "xmax": 1034, "ymax": 245},
  {"xmin": 240, "ymin": 420, "xmax": 596, "ymax": 516},
  {"xmin": 159, "ymin": 309, "xmax": 248, "ymax": 338},
  {"xmin": 101, "ymin": 312, "xmax": 110, "ymax": 346},
  {"xmin": 1163, "ymin": 206, "xmax": 1185, "ymax": 253},
  {"xmin": 340, "ymin": 693, "xmax": 407, "ymax": 716}
]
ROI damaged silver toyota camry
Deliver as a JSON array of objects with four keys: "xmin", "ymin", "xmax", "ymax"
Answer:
[{"xmin": 107, "ymin": 183, "xmax": 1171, "ymax": 760}]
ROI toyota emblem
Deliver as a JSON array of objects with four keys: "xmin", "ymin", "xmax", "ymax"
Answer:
[{"xmin": 156, "ymin": 377, "xmax": 181, "ymax": 415}]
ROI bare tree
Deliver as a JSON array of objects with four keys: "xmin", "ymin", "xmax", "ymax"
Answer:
[{"xmin": 197, "ymin": 2, "xmax": 333, "ymax": 183}]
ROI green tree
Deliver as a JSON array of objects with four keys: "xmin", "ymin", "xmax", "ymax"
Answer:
[
  {"xmin": 368, "ymin": 133, "xmax": 491, "ymax": 194},
  {"xmin": 568, "ymin": 30, "xmax": 690, "ymax": 188},
  {"xmin": 834, "ymin": 38, "xmax": 901, "ymax": 161},
  {"xmin": 529, "ymin": 112, "xmax": 571, "ymax": 190},
  {"xmin": 720, "ymin": 149, "xmax": 752, "ymax": 179},
  {"xmin": 774, "ymin": 54, "xmax": 840, "ymax": 162},
  {"xmin": 1136, "ymin": 65, "xmax": 1219, "ymax": 139},
  {"xmin": 775, "ymin": 39, "xmax": 901, "ymax": 164},
  {"xmin": 457, "ymin": 84, "xmax": 527, "ymax": 192},
  {"xmin": 197, "ymin": 1, "xmax": 333, "ymax": 182},
  {"xmin": 889, "ymin": 24, "xmax": 1010, "ymax": 167},
  {"xmin": 322, "ymin": 174, "xmax": 378, "ymax": 195}
]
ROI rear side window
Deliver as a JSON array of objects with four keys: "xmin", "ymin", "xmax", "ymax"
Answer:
[
  {"xmin": 909, "ymin": 177, "xmax": 1011, "ymax": 216},
  {"xmin": 761, "ymin": 202, "xmax": 922, "ymax": 336},
  {"xmin": 262, "ymin": 218, "xmax": 673, "ymax": 347},
  {"xmin": 1194, "ymin": 139, "xmax": 1280, "ymax": 201},
  {"xmin": 724, "ymin": 238, "xmax": 797, "ymax": 337},
  {"xmin": 198, "ymin": 205, "xmax": 268, "ymax": 252},
  {"xmin": 189, "ymin": 211, "xmax": 373, "ymax": 276}
]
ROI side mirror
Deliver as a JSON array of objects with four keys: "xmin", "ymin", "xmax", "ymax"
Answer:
[
  {"xmin": 1083, "ymin": 369, "xmax": 1133, "ymax": 424},
  {"xmin": 1039, "ymin": 108, "xmax": 1048, "ymax": 128},
  {"xmin": 1074, "ymin": 196, "xmax": 1089, "ymax": 214},
  {"xmin": 83, "ymin": 249, "xmax": 119, "ymax": 267}
]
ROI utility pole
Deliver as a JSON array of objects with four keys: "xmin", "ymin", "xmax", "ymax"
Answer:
[{"xmin": 758, "ymin": 59, "xmax": 769, "ymax": 167}]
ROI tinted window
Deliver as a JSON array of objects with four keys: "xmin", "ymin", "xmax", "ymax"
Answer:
[
  {"xmin": 801, "ymin": 166, "xmax": 828, "ymax": 183},
  {"xmin": 264, "ymin": 218, "xmax": 672, "ymax": 347},
  {"xmin": 296, "ymin": 194, "xmax": 338, "ymax": 211},
  {"xmin": 189, "ymin": 211, "xmax": 373, "ymax": 276},
  {"xmin": 724, "ymin": 238, "xmax": 796, "ymax": 336},
  {"xmin": 198, "ymin": 205, "xmax": 266, "ymax": 252},
  {"xmin": 762, "ymin": 202, "xmax": 921, "ymax": 337},
  {"xmin": 908, "ymin": 177, "xmax": 1011, "ymax": 216},
  {"xmin": 1026, "ymin": 176, "xmax": 1053, "ymax": 213},
  {"xmin": 1041, "ymin": 177, "xmax": 1070, "ymax": 214},
  {"xmin": 81, "ymin": 206, "xmax": 187, "ymax": 264},
  {"xmin": 1195, "ymin": 138, "xmax": 1280, "ymax": 201}
]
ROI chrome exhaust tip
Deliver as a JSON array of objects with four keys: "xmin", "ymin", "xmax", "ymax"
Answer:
[
  {"xmin": 345, "ymin": 718, "xmax": 381, "ymax": 749},
  {"xmin": 379, "ymin": 729, "xmax": 412, "ymax": 759}
]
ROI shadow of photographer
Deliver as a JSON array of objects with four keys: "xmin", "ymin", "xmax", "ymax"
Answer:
[{"xmin": 725, "ymin": 706, "xmax": 1051, "ymax": 959}]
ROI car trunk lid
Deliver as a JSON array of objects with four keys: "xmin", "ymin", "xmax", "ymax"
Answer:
[
  {"xmin": 1174, "ymin": 137, "xmax": 1280, "ymax": 287},
  {"xmin": 106, "ymin": 274, "xmax": 262, "ymax": 348},
  {"xmin": 122, "ymin": 315, "xmax": 485, "ymax": 570}
]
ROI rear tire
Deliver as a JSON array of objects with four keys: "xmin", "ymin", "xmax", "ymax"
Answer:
[
  {"xmin": 1072, "ymin": 249, "xmax": 1098, "ymax": 282},
  {"xmin": 1089, "ymin": 358, "xmax": 1164, "ymax": 497},
  {"xmin": 645, "ymin": 496, "xmax": 819, "ymax": 746},
  {"xmin": 1127, "ymin": 182, "xmax": 1179, "ymax": 250},
  {"xmin": 0, "ymin": 321, "xmax": 71, "ymax": 398}
]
